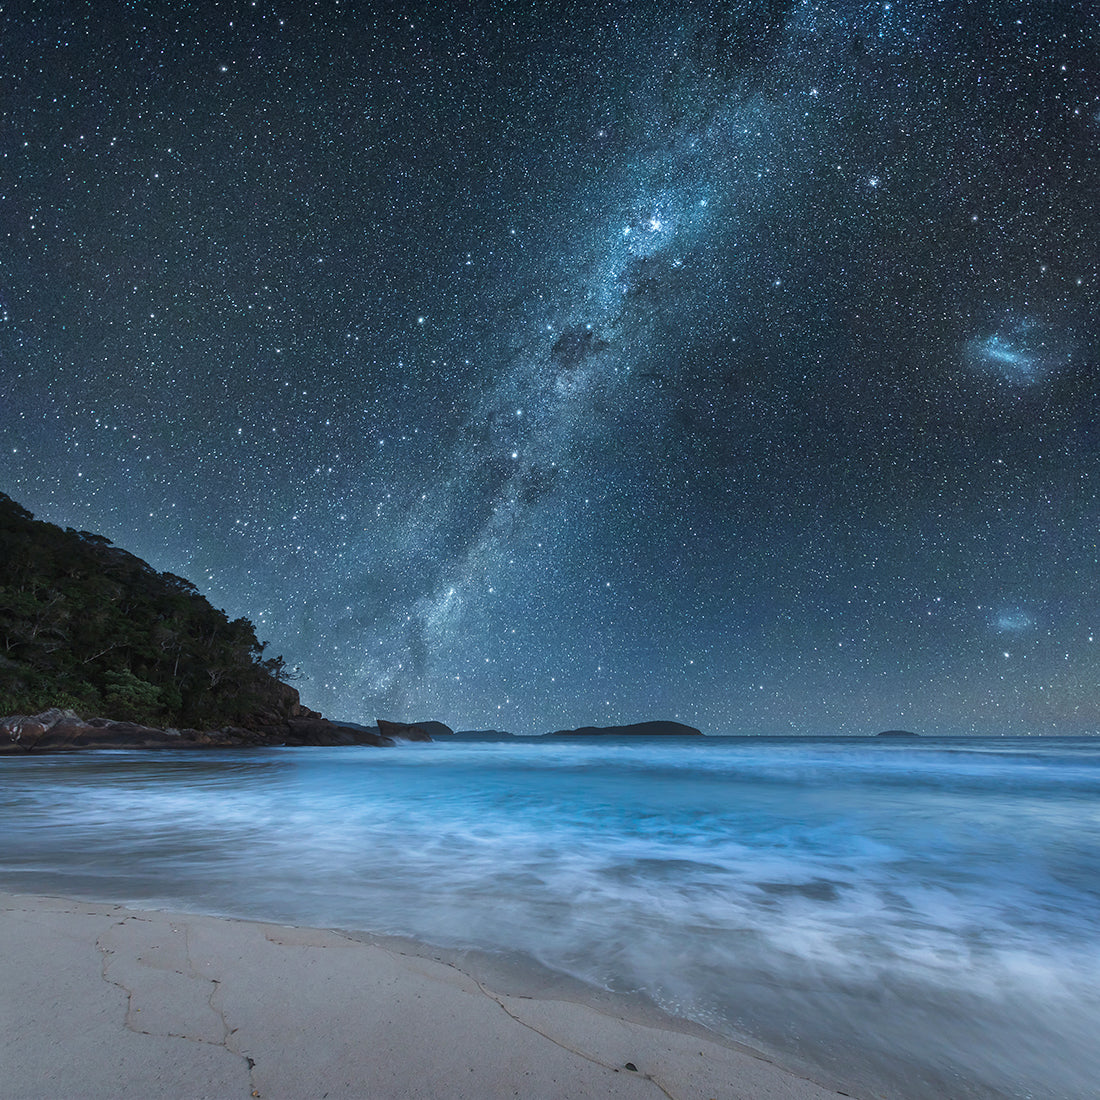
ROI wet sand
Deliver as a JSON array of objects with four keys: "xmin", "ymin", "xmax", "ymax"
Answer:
[{"xmin": 0, "ymin": 891, "xmax": 853, "ymax": 1100}]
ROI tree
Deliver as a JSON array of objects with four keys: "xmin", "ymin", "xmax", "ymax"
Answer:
[{"xmin": 0, "ymin": 492, "xmax": 295, "ymax": 726}]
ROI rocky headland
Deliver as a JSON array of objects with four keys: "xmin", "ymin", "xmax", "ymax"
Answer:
[{"xmin": 0, "ymin": 492, "xmax": 456, "ymax": 752}]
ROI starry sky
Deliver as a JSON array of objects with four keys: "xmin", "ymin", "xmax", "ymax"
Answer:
[{"xmin": 2, "ymin": 0, "xmax": 1097, "ymax": 735}]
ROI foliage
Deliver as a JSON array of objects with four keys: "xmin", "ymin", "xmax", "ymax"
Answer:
[{"xmin": 0, "ymin": 493, "xmax": 291, "ymax": 726}]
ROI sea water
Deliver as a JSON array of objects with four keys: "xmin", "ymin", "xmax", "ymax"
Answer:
[{"xmin": 1, "ymin": 735, "xmax": 1098, "ymax": 1099}]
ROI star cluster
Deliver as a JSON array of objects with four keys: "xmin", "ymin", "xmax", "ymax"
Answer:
[{"xmin": 2, "ymin": 1, "xmax": 1097, "ymax": 734}]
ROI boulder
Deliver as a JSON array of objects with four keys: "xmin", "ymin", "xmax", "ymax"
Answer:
[
  {"xmin": 285, "ymin": 717, "xmax": 393, "ymax": 747},
  {"xmin": 408, "ymin": 720, "xmax": 454, "ymax": 737},
  {"xmin": 1, "ymin": 713, "xmax": 51, "ymax": 748},
  {"xmin": 376, "ymin": 718, "xmax": 433, "ymax": 742},
  {"xmin": 2, "ymin": 708, "xmax": 87, "ymax": 750}
]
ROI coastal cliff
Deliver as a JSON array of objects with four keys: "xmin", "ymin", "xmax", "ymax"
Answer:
[
  {"xmin": 0, "ymin": 492, "xmax": 423, "ymax": 751},
  {"xmin": 0, "ymin": 492, "xmax": 302, "ymax": 730}
]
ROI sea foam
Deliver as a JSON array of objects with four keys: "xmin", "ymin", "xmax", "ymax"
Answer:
[{"xmin": 2, "ymin": 735, "xmax": 1098, "ymax": 1099}]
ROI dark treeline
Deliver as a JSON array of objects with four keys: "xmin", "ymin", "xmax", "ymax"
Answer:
[{"xmin": 0, "ymin": 493, "xmax": 290, "ymax": 726}]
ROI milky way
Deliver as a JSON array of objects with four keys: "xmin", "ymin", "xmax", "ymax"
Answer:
[{"xmin": 3, "ymin": 1, "xmax": 1097, "ymax": 733}]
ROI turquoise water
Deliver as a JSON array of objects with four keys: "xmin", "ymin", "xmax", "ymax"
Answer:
[{"xmin": 2, "ymin": 736, "xmax": 1098, "ymax": 1099}]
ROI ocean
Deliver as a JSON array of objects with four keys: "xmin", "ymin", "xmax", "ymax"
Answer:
[{"xmin": 2, "ymin": 735, "xmax": 1097, "ymax": 1099}]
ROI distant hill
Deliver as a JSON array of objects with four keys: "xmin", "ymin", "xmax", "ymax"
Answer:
[
  {"xmin": 876, "ymin": 730, "xmax": 920, "ymax": 737},
  {"xmin": 0, "ymin": 492, "xmax": 295, "ymax": 729},
  {"xmin": 545, "ymin": 721, "xmax": 703, "ymax": 737}
]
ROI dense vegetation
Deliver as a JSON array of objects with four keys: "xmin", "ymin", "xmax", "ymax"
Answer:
[{"xmin": 0, "ymin": 493, "xmax": 290, "ymax": 726}]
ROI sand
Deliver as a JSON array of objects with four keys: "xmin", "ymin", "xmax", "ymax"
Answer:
[{"xmin": 0, "ymin": 891, "xmax": 851, "ymax": 1100}]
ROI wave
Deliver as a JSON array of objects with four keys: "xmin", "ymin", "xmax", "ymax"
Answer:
[{"xmin": 2, "ymin": 737, "xmax": 1098, "ymax": 1098}]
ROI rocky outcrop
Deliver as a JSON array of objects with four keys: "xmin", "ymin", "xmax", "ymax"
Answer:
[
  {"xmin": 282, "ymin": 717, "xmax": 393, "ymax": 747},
  {"xmin": 408, "ymin": 720, "xmax": 454, "ymax": 737},
  {"xmin": 2, "ymin": 709, "xmax": 217, "ymax": 752},
  {"xmin": 0, "ymin": 708, "xmax": 395, "ymax": 753},
  {"xmin": 232, "ymin": 683, "xmax": 392, "ymax": 746},
  {"xmin": 545, "ymin": 721, "xmax": 703, "ymax": 737},
  {"xmin": 376, "ymin": 719, "xmax": 434, "ymax": 742},
  {"xmin": 0, "ymin": 492, "xmax": 313, "ymax": 733}
]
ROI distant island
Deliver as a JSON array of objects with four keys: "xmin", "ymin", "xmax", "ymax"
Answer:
[
  {"xmin": 546, "ymin": 721, "xmax": 703, "ymax": 737},
  {"xmin": 876, "ymin": 730, "xmax": 920, "ymax": 738}
]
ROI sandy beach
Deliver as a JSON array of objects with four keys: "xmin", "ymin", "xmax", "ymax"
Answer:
[{"xmin": 0, "ymin": 891, "xmax": 850, "ymax": 1100}]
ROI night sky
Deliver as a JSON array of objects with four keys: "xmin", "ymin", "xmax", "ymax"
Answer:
[{"xmin": 3, "ymin": 1, "xmax": 1097, "ymax": 735}]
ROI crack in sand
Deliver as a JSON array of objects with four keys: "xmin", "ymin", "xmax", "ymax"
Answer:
[
  {"xmin": 320, "ymin": 929, "xmax": 680, "ymax": 1098},
  {"xmin": 335, "ymin": 931, "xmax": 852, "ymax": 1100},
  {"xmin": 470, "ymin": 975, "xmax": 682, "ymax": 1100},
  {"xmin": 94, "ymin": 914, "xmax": 261, "ymax": 1097}
]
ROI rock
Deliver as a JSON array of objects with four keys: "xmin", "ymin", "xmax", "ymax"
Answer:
[
  {"xmin": 1, "ymin": 709, "xmax": 86, "ymax": 750},
  {"xmin": 376, "ymin": 719, "xmax": 433, "ymax": 742},
  {"xmin": 0, "ymin": 709, "xmax": 397, "ymax": 753},
  {"xmin": 1, "ymin": 714, "xmax": 50, "ymax": 748},
  {"xmin": 408, "ymin": 720, "xmax": 454, "ymax": 737},
  {"xmin": 0, "ymin": 711, "xmax": 195, "ymax": 752},
  {"xmin": 545, "ymin": 721, "xmax": 703, "ymax": 737},
  {"xmin": 237, "ymin": 685, "xmax": 389, "ymax": 747},
  {"xmin": 285, "ymin": 717, "xmax": 393, "ymax": 748}
]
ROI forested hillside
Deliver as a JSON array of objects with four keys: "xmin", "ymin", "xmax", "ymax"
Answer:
[{"xmin": 0, "ymin": 493, "xmax": 290, "ymax": 726}]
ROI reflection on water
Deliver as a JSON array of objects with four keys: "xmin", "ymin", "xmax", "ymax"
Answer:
[{"xmin": 2, "ymin": 736, "xmax": 1099, "ymax": 1100}]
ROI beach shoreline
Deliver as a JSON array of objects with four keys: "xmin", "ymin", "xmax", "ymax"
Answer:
[{"xmin": 0, "ymin": 889, "xmax": 854, "ymax": 1100}]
